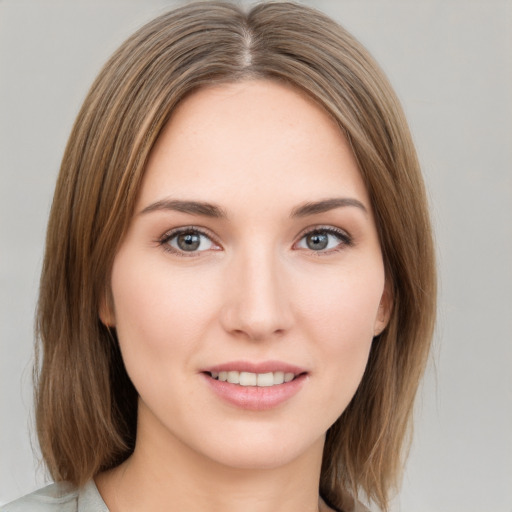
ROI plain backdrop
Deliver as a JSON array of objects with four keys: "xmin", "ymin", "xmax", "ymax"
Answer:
[{"xmin": 1, "ymin": 1, "xmax": 511, "ymax": 510}]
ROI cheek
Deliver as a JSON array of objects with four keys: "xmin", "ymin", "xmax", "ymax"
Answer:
[
  {"xmin": 294, "ymin": 261, "xmax": 384, "ymax": 401},
  {"xmin": 109, "ymin": 252, "xmax": 217, "ymax": 376},
  {"xmin": 297, "ymin": 260, "xmax": 385, "ymax": 343}
]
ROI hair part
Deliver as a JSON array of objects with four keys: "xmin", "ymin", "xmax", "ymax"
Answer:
[{"xmin": 35, "ymin": 2, "xmax": 436, "ymax": 511}]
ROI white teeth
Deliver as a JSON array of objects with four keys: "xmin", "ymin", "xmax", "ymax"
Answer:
[
  {"xmin": 273, "ymin": 371, "xmax": 284, "ymax": 385},
  {"xmin": 284, "ymin": 372, "xmax": 295, "ymax": 383},
  {"xmin": 210, "ymin": 370, "xmax": 297, "ymax": 387},
  {"xmin": 239, "ymin": 371, "xmax": 257, "ymax": 386},
  {"xmin": 227, "ymin": 371, "xmax": 240, "ymax": 384},
  {"xmin": 256, "ymin": 372, "xmax": 274, "ymax": 387}
]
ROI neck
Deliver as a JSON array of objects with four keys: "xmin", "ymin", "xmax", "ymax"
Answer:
[{"xmin": 96, "ymin": 407, "xmax": 328, "ymax": 512}]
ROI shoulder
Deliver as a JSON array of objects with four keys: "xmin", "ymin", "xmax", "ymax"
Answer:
[
  {"xmin": 1, "ymin": 482, "xmax": 79, "ymax": 512},
  {"xmin": 1, "ymin": 480, "xmax": 108, "ymax": 512}
]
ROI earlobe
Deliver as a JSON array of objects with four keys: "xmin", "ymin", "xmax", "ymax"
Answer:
[
  {"xmin": 374, "ymin": 283, "xmax": 393, "ymax": 336},
  {"xmin": 99, "ymin": 290, "xmax": 116, "ymax": 327}
]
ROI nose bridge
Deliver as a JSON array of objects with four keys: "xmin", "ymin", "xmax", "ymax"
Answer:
[{"xmin": 221, "ymin": 241, "xmax": 292, "ymax": 340}]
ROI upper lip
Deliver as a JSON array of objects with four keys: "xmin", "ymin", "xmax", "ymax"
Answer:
[{"xmin": 202, "ymin": 360, "xmax": 307, "ymax": 375}]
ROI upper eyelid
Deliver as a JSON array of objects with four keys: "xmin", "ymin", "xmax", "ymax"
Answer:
[
  {"xmin": 296, "ymin": 224, "xmax": 351, "ymax": 240},
  {"xmin": 158, "ymin": 227, "xmax": 222, "ymax": 258},
  {"xmin": 160, "ymin": 226, "xmax": 218, "ymax": 243}
]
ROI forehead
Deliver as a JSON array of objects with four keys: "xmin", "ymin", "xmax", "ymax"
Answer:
[{"xmin": 139, "ymin": 79, "xmax": 370, "ymax": 212}]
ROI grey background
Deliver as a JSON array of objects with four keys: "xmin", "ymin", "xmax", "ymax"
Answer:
[{"xmin": 1, "ymin": 1, "xmax": 511, "ymax": 510}]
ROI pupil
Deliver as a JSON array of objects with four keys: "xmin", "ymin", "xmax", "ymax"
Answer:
[
  {"xmin": 307, "ymin": 233, "xmax": 328, "ymax": 250},
  {"xmin": 178, "ymin": 233, "xmax": 200, "ymax": 251}
]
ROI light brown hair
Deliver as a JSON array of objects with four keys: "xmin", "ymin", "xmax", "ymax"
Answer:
[{"xmin": 35, "ymin": 2, "xmax": 436, "ymax": 511}]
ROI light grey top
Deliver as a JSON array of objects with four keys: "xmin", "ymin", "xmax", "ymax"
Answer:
[
  {"xmin": 1, "ymin": 481, "xmax": 108, "ymax": 512},
  {"xmin": 2, "ymin": 480, "xmax": 370, "ymax": 512}
]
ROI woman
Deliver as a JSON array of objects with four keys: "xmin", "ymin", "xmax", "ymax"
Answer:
[{"xmin": 3, "ymin": 2, "xmax": 436, "ymax": 511}]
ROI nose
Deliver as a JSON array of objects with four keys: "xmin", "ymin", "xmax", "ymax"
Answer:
[{"xmin": 220, "ymin": 246, "xmax": 293, "ymax": 341}]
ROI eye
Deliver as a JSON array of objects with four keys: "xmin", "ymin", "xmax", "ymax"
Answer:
[
  {"xmin": 160, "ymin": 228, "xmax": 219, "ymax": 255},
  {"xmin": 295, "ymin": 227, "xmax": 352, "ymax": 252}
]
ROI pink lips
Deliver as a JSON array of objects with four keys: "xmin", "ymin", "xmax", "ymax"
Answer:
[
  {"xmin": 201, "ymin": 360, "xmax": 307, "ymax": 411},
  {"xmin": 204, "ymin": 360, "xmax": 306, "ymax": 375}
]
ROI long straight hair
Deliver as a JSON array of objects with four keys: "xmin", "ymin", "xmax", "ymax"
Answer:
[{"xmin": 35, "ymin": 3, "xmax": 436, "ymax": 511}]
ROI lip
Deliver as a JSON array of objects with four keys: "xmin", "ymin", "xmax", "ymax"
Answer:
[
  {"xmin": 201, "ymin": 360, "xmax": 308, "ymax": 411},
  {"xmin": 203, "ymin": 360, "xmax": 306, "ymax": 375}
]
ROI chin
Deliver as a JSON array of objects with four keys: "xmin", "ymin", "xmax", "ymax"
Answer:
[{"xmin": 188, "ymin": 423, "xmax": 326, "ymax": 472}]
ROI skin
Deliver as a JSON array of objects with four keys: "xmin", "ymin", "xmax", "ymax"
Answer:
[{"xmin": 97, "ymin": 80, "xmax": 390, "ymax": 512}]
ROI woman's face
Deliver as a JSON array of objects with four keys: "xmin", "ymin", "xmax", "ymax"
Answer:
[{"xmin": 103, "ymin": 80, "xmax": 390, "ymax": 470}]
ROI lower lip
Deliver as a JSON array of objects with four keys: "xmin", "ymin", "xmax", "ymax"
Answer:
[{"xmin": 202, "ymin": 373, "xmax": 307, "ymax": 411}]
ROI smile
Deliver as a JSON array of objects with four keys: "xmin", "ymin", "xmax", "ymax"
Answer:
[
  {"xmin": 202, "ymin": 362, "xmax": 307, "ymax": 410},
  {"xmin": 209, "ymin": 371, "xmax": 296, "ymax": 387}
]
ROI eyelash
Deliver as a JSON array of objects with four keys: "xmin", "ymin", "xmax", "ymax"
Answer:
[
  {"xmin": 158, "ymin": 225, "xmax": 353, "ymax": 257},
  {"xmin": 158, "ymin": 226, "xmax": 220, "ymax": 257},
  {"xmin": 295, "ymin": 226, "xmax": 353, "ymax": 254}
]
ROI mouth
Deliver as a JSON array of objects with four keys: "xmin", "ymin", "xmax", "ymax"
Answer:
[
  {"xmin": 207, "ymin": 370, "xmax": 299, "ymax": 387},
  {"xmin": 201, "ymin": 361, "xmax": 307, "ymax": 409}
]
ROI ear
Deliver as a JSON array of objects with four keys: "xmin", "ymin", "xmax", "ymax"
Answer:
[
  {"xmin": 99, "ymin": 289, "xmax": 116, "ymax": 327},
  {"xmin": 374, "ymin": 281, "xmax": 393, "ymax": 337}
]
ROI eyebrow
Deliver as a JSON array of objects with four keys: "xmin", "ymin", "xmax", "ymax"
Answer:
[
  {"xmin": 290, "ymin": 197, "xmax": 367, "ymax": 217},
  {"xmin": 139, "ymin": 199, "xmax": 227, "ymax": 218},
  {"xmin": 139, "ymin": 196, "xmax": 367, "ymax": 219}
]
